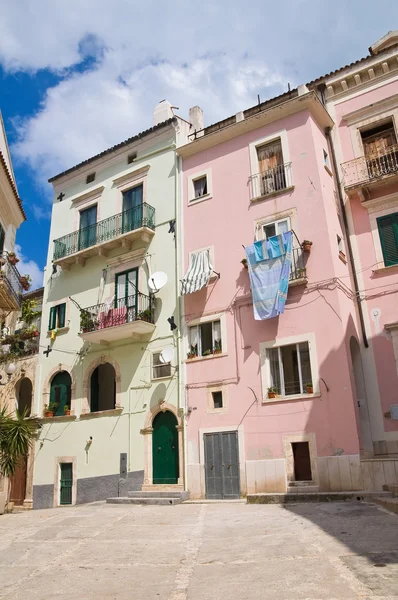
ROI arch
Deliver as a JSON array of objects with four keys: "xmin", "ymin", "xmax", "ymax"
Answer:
[
  {"xmin": 16, "ymin": 377, "xmax": 33, "ymax": 416},
  {"xmin": 50, "ymin": 371, "xmax": 72, "ymax": 417},
  {"xmin": 42, "ymin": 364, "xmax": 76, "ymax": 415},
  {"xmin": 90, "ymin": 362, "xmax": 116, "ymax": 412},
  {"xmin": 349, "ymin": 336, "xmax": 373, "ymax": 456},
  {"xmin": 82, "ymin": 355, "xmax": 122, "ymax": 413}
]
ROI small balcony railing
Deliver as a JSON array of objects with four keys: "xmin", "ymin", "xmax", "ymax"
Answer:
[
  {"xmin": 0, "ymin": 252, "xmax": 23, "ymax": 310},
  {"xmin": 249, "ymin": 163, "xmax": 292, "ymax": 200},
  {"xmin": 290, "ymin": 247, "xmax": 306, "ymax": 282},
  {"xmin": 342, "ymin": 144, "xmax": 398, "ymax": 188},
  {"xmin": 80, "ymin": 292, "xmax": 154, "ymax": 335},
  {"xmin": 54, "ymin": 203, "xmax": 155, "ymax": 261}
]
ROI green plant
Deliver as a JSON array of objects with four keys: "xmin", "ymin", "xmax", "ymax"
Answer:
[
  {"xmin": 305, "ymin": 380, "xmax": 312, "ymax": 388},
  {"xmin": 202, "ymin": 349, "xmax": 212, "ymax": 356},
  {"xmin": 48, "ymin": 402, "xmax": 58, "ymax": 413},
  {"xmin": 213, "ymin": 340, "xmax": 222, "ymax": 353},
  {"xmin": 21, "ymin": 299, "xmax": 42, "ymax": 325},
  {"xmin": 80, "ymin": 310, "xmax": 95, "ymax": 331},
  {"xmin": 64, "ymin": 404, "xmax": 70, "ymax": 414},
  {"xmin": 0, "ymin": 407, "xmax": 36, "ymax": 481},
  {"xmin": 138, "ymin": 308, "xmax": 152, "ymax": 321},
  {"xmin": 267, "ymin": 387, "xmax": 277, "ymax": 393},
  {"xmin": 187, "ymin": 345, "xmax": 198, "ymax": 359}
]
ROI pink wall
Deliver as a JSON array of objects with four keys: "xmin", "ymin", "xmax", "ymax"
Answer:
[
  {"xmin": 182, "ymin": 109, "xmax": 361, "ymax": 461},
  {"xmin": 334, "ymin": 80, "xmax": 398, "ymax": 433}
]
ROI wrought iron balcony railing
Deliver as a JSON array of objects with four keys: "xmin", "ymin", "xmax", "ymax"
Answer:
[
  {"xmin": 249, "ymin": 162, "xmax": 292, "ymax": 200},
  {"xmin": 54, "ymin": 203, "xmax": 156, "ymax": 260},
  {"xmin": 342, "ymin": 144, "xmax": 398, "ymax": 188},
  {"xmin": 80, "ymin": 292, "xmax": 154, "ymax": 334},
  {"xmin": 0, "ymin": 252, "xmax": 23, "ymax": 308},
  {"xmin": 290, "ymin": 247, "xmax": 306, "ymax": 282}
]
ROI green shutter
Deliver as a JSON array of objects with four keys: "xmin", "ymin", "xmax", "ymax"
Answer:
[
  {"xmin": 60, "ymin": 463, "xmax": 73, "ymax": 505},
  {"xmin": 48, "ymin": 307, "xmax": 56, "ymax": 330},
  {"xmin": 377, "ymin": 213, "xmax": 398, "ymax": 266},
  {"xmin": 58, "ymin": 303, "xmax": 66, "ymax": 328}
]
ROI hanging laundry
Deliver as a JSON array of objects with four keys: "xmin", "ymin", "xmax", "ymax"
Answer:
[{"xmin": 245, "ymin": 231, "xmax": 293, "ymax": 320}]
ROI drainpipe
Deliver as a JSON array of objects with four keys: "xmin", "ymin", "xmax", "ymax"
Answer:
[{"xmin": 325, "ymin": 127, "xmax": 369, "ymax": 348}]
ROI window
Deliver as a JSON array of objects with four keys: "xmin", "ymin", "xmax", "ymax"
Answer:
[
  {"xmin": 337, "ymin": 235, "xmax": 346, "ymax": 261},
  {"xmin": 189, "ymin": 320, "xmax": 222, "ymax": 357},
  {"xmin": 361, "ymin": 120, "xmax": 397, "ymax": 157},
  {"xmin": 261, "ymin": 217, "xmax": 290, "ymax": 240},
  {"xmin": 193, "ymin": 176, "xmax": 208, "ymax": 199},
  {"xmin": 152, "ymin": 352, "xmax": 172, "ymax": 379},
  {"xmin": 377, "ymin": 212, "xmax": 398, "ymax": 266},
  {"xmin": 267, "ymin": 341, "xmax": 313, "ymax": 397},
  {"xmin": 127, "ymin": 152, "xmax": 137, "ymax": 164},
  {"xmin": 49, "ymin": 303, "xmax": 66, "ymax": 330},
  {"xmin": 86, "ymin": 172, "xmax": 96, "ymax": 184},
  {"xmin": 212, "ymin": 391, "xmax": 223, "ymax": 409},
  {"xmin": 323, "ymin": 149, "xmax": 331, "ymax": 170},
  {"xmin": 257, "ymin": 139, "xmax": 286, "ymax": 194}
]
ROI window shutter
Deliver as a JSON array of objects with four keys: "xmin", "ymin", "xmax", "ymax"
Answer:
[
  {"xmin": 58, "ymin": 303, "xmax": 66, "ymax": 328},
  {"xmin": 48, "ymin": 307, "xmax": 56, "ymax": 330},
  {"xmin": 0, "ymin": 224, "xmax": 5, "ymax": 254},
  {"xmin": 377, "ymin": 214, "xmax": 398, "ymax": 266}
]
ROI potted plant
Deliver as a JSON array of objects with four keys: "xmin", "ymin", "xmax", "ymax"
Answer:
[
  {"xmin": 7, "ymin": 252, "xmax": 19, "ymax": 266},
  {"xmin": 202, "ymin": 349, "xmax": 212, "ymax": 357},
  {"xmin": 302, "ymin": 240, "xmax": 313, "ymax": 253},
  {"xmin": 267, "ymin": 386, "xmax": 278, "ymax": 399},
  {"xmin": 64, "ymin": 404, "xmax": 71, "ymax": 416},
  {"xmin": 20, "ymin": 274, "xmax": 32, "ymax": 291},
  {"xmin": 138, "ymin": 308, "xmax": 152, "ymax": 322},
  {"xmin": 187, "ymin": 345, "xmax": 198, "ymax": 359},
  {"xmin": 80, "ymin": 310, "xmax": 95, "ymax": 333},
  {"xmin": 305, "ymin": 381, "xmax": 313, "ymax": 394},
  {"xmin": 296, "ymin": 267, "xmax": 306, "ymax": 279},
  {"xmin": 213, "ymin": 340, "xmax": 222, "ymax": 355},
  {"xmin": 43, "ymin": 403, "xmax": 56, "ymax": 418},
  {"xmin": 241, "ymin": 258, "xmax": 248, "ymax": 270}
]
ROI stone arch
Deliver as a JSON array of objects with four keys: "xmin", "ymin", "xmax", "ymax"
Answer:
[
  {"xmin": 15, "ymin": 376, "xmax": 33, "ymax": 416},
  {"xmin": 141, "ymin": 402, "xmax": 183, "ymax": 488},
  {"xmin": 81, "ymin": 354, "xmax": 122, "ymax": 414},
  {"xmin": 42, "ymin": 364, "xmax": 76, "ymax": 415}
]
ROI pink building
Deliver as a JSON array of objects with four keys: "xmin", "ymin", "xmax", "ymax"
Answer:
[
  {"xmin": 179, "ymin": 32, "xmax": 398, "ymax": 500},
  {"xmin": 321, "ymin": 31, "xmax": 398, "ymax": 467}
]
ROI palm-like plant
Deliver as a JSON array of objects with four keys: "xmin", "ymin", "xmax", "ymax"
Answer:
[{"xmin": 0, "ymin": 407, "xmax": 37, "ymax": 478}]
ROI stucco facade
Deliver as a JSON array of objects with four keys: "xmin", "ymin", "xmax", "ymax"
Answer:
[{"xmin": 32, "ymin": 112, "xmax": 190, "ymax": 508}]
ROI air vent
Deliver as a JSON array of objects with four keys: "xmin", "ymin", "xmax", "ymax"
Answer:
[
  {"xmin": 127, "ymin": 152, "xmax": 137, "ymax": 164},
  {"xmin": 86, "ymin": 172, "xmax": 96, "ymax": 184}
]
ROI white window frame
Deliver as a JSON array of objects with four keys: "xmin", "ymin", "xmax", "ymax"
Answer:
[
  {"xmin": 189, "ymin": 320, "xmax": 222, "ymax": 357},
  {"xmin": 254, "ymin": 209, "xmax": 297, "ymax": 242},
  {"xmin": 206, "ymin": 384, "xmax": 228, "ymax": 414},
  {"xmin": 249, "ymin": 130, "xmax": 290, "ymax": 177},
  {"xmin": 186, "ymin": 312, "xmax": 227, "ymax": 360},
  {"xmin": 363, "ymin": 194, "xmax": 398, "ymax": 269},
  {"xmin": 187, "ymin": 168, "xmax": 213, "ymax": 205},
  {"xmin": 260, "ymin": 333, "xmax": 319, "ymax": 403},
  {"xmin": 151, "ymin": 351, "xmax": 172, "ymax": 380}
]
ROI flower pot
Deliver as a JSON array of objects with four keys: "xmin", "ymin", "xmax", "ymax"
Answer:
[
  {"xmin": 8, "ymin": 256, "xmax": 19, "ymax": 266},
  {"xmin": 303, "ymin": 242, "xmax": 313, "ymax": 253},
  {"xmin": 187, "ymin": 354, "xmax": 197, "ymax": 360},
  {"xmin": 214, "ymin": 349, "xmax": 222, "ymax": 355},
  {"xmin": 268, "ymin": 392, "xmax": 276, "ymax": 399},
  {"xmin": 44, "ymin": 411, "xmax": 54, "ymax": 418},
  {"xmin": 306, "ymin": 386, "xmax": 313, "ymax": 394},
  {"xmin": 64, "ymin": 410, "xmax": 71, "ymax": 416}
]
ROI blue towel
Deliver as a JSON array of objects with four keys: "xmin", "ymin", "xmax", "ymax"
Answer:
[{"xmin": 245, "ymin": 231, "xmax": 293, "ymax": 320}]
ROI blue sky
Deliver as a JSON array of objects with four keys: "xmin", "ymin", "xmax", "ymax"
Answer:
[{"xmin": 1, "ymin": 0, "xmax": 397, "ymax": 288}]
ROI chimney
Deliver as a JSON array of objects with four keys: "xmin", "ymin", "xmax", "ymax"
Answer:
[
  {"xmin": 153, "ymin": 100, "xmax": 174, "ymax": 126},
  {"xmin": 189, "ymin": 106, "xmax": 204, "ymax": 136},
  {"xmin": 297, "ymin": 84, "xmax": 310, "ymax": 96}
]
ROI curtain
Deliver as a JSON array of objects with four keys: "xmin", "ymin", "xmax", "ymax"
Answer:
[{"xmin": 257, "ymin": 140, "xmax": 283, "ymax": 173}]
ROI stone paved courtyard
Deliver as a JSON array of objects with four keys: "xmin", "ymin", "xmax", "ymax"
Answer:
[{"xmin": 0, "ymin": 500, "xmax": 398, "ymax": 599}]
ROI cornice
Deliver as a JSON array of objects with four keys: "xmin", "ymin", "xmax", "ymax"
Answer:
[
  {"xmin": 342, "ymin": 93, "xmax": 398, "ymax": 125},
  {"xmin": 113, "ymin": 165, "xmax": 150, "ymax": 187}
]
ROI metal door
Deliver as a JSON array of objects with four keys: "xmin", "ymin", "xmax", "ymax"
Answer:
[{"xmin": 204, "ymin": 432, "xmax": 240, "ymax": 499}]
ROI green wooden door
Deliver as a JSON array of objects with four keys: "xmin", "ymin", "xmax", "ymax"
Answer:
[
  {"xmin": 50, "ymin": 371, "xmax": 72, "ymax": 416},
  {"xmin": 115, "ymin": 268, "xmax": 138, "ymax": 322},
  {"xmin": 122, "ymin": 184, "xmax": 143, "ymax": 233},
  {"xmin": 60, "ymin": 463, "xmax": 73, "ymax": 505},
  {"xmin": 152, "ymin": 411, "xmax": 179, "ymax": 484},
  {"xmin": 78, "ymin": 204, "xmax": 97, "ymax": 251}
]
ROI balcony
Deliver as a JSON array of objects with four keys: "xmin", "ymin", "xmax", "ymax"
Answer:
[
  {"xmin": 0, "ymin": 252, "xmax": 23, "ymax": 310},
  {"xmin": 53, "ymin": 203, "xmax": 155, "ymax": 269},
  {"xmin": 342, "ymin": 144, "xmax": 398, "ymax": 193},
  {"xmin": 79, "ymin": 292, "xmax": 155, "ymax": 344},
  {"xmin": 249, "ymin": 163, "xmax": 293, "ymax": 201},
  {"xmin": 290, "ymin": 247, "xmax": 307, "ymax": 285}
]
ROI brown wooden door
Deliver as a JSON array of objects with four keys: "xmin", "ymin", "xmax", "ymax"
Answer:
[
  {"xmin": 10, "ymin": 456, "xmax": 28, "ymax": 506},
  {"xmin": 292, "ymin": 442, "xmax": 312, "ymax": 481}
]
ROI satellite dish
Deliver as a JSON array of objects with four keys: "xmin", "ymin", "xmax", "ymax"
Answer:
[
  {"xmin": 160, "ymin": 346, "xmax": 174, "ymax": 364},
  {"xmin": 148, "ymin": 271, "xmax": 168, "ymax": 293}
]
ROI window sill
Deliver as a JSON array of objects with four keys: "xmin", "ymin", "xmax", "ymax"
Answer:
[
  {"xmin": 47, "ymin": 326, "xmax": 69, "ymax": 337},
  {"xmin": 207, "ymin": 407, "xmax": 228, "ymax": 414},
  {"xmin": 39, "ymin": 414, "xmax": 77, "ymax": 423},
  {"xmin": 324, "ymin": 164, "xmax": 333, "ymax": 177},
  {"xmin": 188, "ymin": 194, "xmax": 212, "ymax": 206},
  {"xmin": 262, "ymin": 392, "xmax": 321, "ymax": 404},
  {"xmin": 79, "ymin": 407, "xmax": 123, "ymax": 419},
  {"xmin": 251, "ymin": 185, "xmax": 295, "ymax": 203},
  {"xmin": 151, "ymin": 375, "xmax": 172, "ymax": 382},
  {"xmin": 372, "ymin": 263, "xmax": 398, "ymax": 276},
  {"xmin": 185, "ymin": 352, "xmax": 226, "ymax": 363}
]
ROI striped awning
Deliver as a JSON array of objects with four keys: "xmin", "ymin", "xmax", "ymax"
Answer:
[{"xmin": 181, "ymin": 249, "xmax": 213, "ymax": 295}]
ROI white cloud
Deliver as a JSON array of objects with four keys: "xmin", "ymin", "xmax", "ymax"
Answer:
[{"xmin": 14, "ymin": 244, "xmax": 44, "ymax": 290}]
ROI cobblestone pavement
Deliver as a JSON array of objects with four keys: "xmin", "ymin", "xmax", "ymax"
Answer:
[{"xmin": 0, "ymin": 500, "xmax": 397, "ymax": 599}]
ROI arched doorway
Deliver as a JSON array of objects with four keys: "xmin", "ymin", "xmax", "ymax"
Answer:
[
  {"xmin": 152, "ymin": 411, "xmax": 179, "ymax": 484},
  {"xmin": 50, "ymin": 371, "xmax": 72, "ymax": 416},
  {"xmin": 17, "ymin": 377, "xmax": 33, "ymax": 416},
  {"xmin": 90, "ymin": 363, "xmax": 116, "ymax": 412},
  {"xmin": 349, "ymin": 337, "xmax": 373, "ymax": 456}
]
